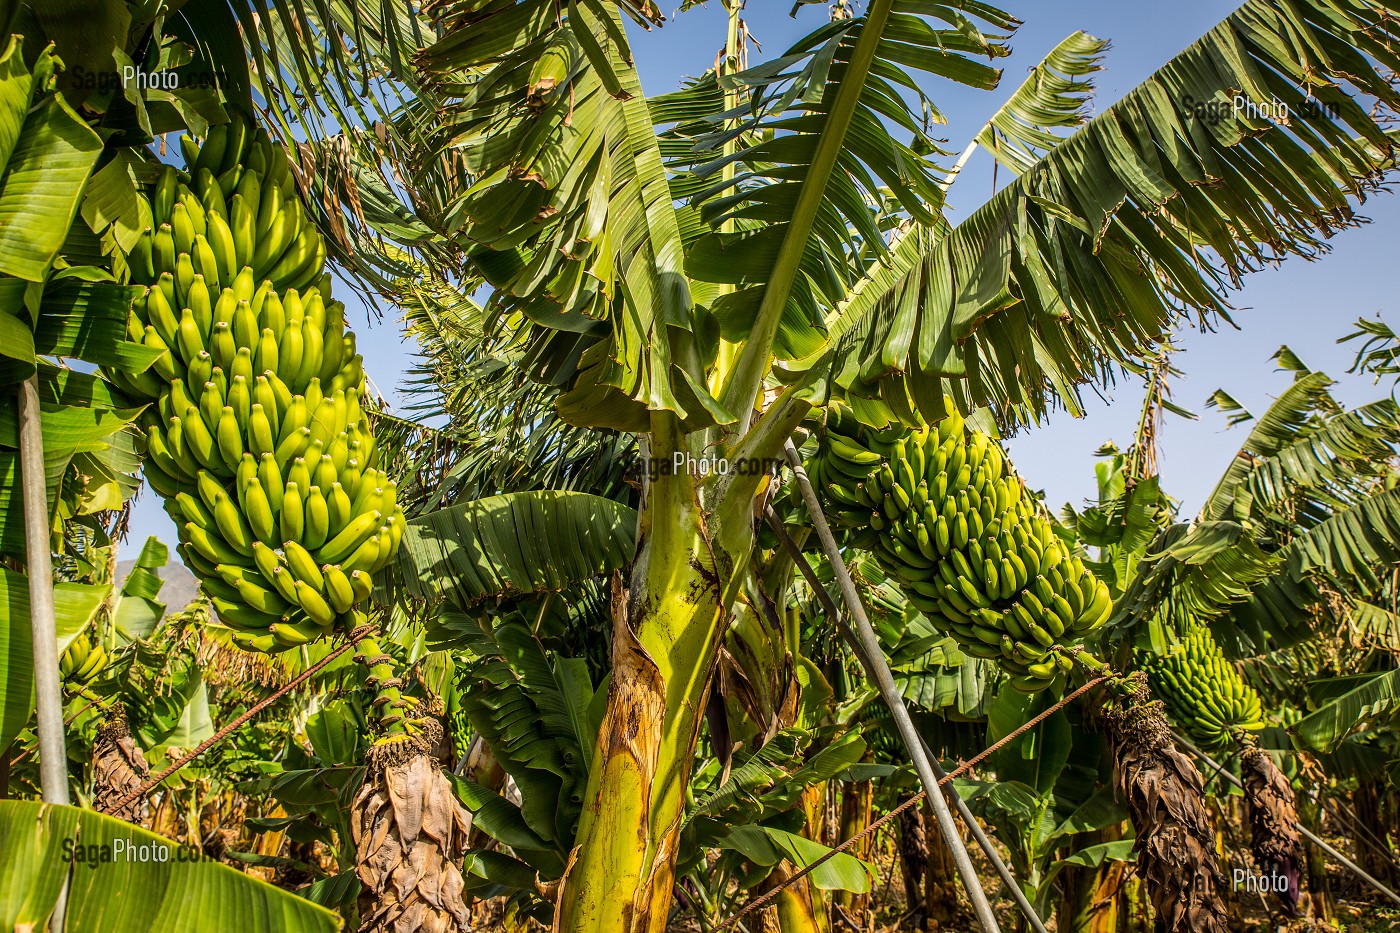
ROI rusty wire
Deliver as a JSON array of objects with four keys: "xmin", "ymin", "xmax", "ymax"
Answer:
[{"xmin": 108, "ymin": 626, "xmax": 374, "ymax": 815}]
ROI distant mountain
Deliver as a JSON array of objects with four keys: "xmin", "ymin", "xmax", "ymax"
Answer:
[{"xmin": 114, "ymin": 556, "xmax": 201, "ymax": 611}]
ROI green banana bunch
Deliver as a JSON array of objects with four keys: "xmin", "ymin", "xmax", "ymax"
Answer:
[
  {"xmin": 810, "ymin": 398, "xmax": 1112, "ymax": 693},
  {"xmin": 109, "ymin": 112, "xmax": 405, "ymax": 653},
  {"xmin": 59, "ymin": 631, "xmax": 107, "ymax": 689},
  {"xmin": 122, "ymin": 113, "xmax": 326, "ymax": 301},
  {"xmin": 1142, "ymin": 627, "xmax": 1266, "ymax": 749}
]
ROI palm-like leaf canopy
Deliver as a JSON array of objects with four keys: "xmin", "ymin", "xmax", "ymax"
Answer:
[
  {"xmin": 1085, "ymin": 349, "xmax": 1400, "ymax": 657},
  {"xmin": 791, "ymin": 0, "xmax": 1400, "ymax": 426},
  {"xmin": 245, "ymin": 0, "xmax": 1400, "ymax": 438}
]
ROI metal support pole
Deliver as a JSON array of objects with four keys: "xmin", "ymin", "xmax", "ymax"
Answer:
[
  {"xmin": 19, "ymin": 374, "xmax": 70, "ymax": 931},
  {"xmin": 763, "ymin": 505, "xmax": 1046, "ymax": 933},
  {"xmin": 782, "ymin": 440, "xmax": 1003, "ymax": 932},
  {"xmin": 921, "ymin": 737, "xmax": 1051, "ymax": 933},
  {"xmin": 1176, "ymin": 735, "xmax": 1400, "ymax": 908}
]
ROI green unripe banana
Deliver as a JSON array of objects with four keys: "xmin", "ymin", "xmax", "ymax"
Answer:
[
  {"xmin": 111, "ymin": 114, "xmax": 402, "ymax": 654},
  {"xmin": 808, "ymin": 396, "xmax": 1111, "ymax": 691}
]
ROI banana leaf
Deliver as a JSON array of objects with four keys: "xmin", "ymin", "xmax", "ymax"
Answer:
[
  {"xmin": 0, "ymin": 38, "xmax": 102, "ymax": 282},
  {"xmin": 0, "ymin": 565, "xmax": 107, "ymax": 750},
  {"xmin": 1293, "ymin": 669, "xmax": 1400, "ymax": 754},
  {"xmin": 395, "ymin": 490, "xmax": 636, "ymax": 606},
  {"xmin": 0, "ymin": 800, "xmax": 338, "ymax": 932}
]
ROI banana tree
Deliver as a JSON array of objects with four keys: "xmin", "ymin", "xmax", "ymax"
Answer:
[
  {"xmin": 372, "ymin": 3, "xmax": 1400, "ymax": 924},
  {"xmin": 1055, "ymin": 342, "xmax": 1400, "ymax": 922},
  {"xmin": 180, "ymin": 0, "xmax": 1400, "ymax": 927}
]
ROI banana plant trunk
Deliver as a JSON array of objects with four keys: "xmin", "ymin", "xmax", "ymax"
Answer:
[
  {"xmin": 923, "ymin": 798, "xmax": 961, "ymax": 925},
  {"xmin": 768, "ymin": 862, "xmax": 826, "ymax": 933},
  {"xmin": 556, "ymin": 419, "xmax": 755, "ymax": 932},
  {"xmin": 834, "ymin": 776, "xmax": 872, "ymax": 916},
  {"xmin": 1056, "ymin": 827, "xmax": 1124, "ymax": 933},
  {"xmin": 896, "ymin": 797, "xmax": 927, "ymax": 918},
  {"xmin": 793, "ymin": 784, "xmax": 833, "ymax": 933}
]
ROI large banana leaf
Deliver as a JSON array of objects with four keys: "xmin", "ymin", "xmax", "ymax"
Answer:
[
  {"xmin": 673, "ymin": 0, "xmax": 1010, "ymax": 371},
  {"xmin": 111, "ymin": 535, "xmax": 168, "ymax": 642},
  {"xmin": 30, "ymin": 280, "xmax": 160, "ymax": 374},
  {"xmin": 0, "ymin": 566, "xmax": 109, "ymax": 756},
  {"xmin": 414, "ymin": 0, "xmax": 728, "ymax": 431},
  {"xmin": 1293, "ymin": 669, "xmax": 1400, "ymax": 753},
  {"xmin": 396, "ymin": 490, "xmax": 636, "ymax": 606},
  {"xmin": 0, "ymin": 800, "xmax": 338, "ymax": 932},
  {"xmin": 789, "ymin": 0, "xmax": 1400, "ymax": 424},
  {"xmin": 0, "ymin": 37, "xmax": 102, "ymax": 282}
]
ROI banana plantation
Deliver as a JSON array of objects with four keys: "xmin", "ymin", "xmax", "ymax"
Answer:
[{"xmin": 3, "ymin": 0, "xmax": 1400, "ymax": 930}]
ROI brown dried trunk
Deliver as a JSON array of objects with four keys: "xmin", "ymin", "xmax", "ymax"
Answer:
[
  {"xmin": 896, "ymin": 797, "xmax": 927, "ymax": 914},
  {"xmin": 923, "ymin": 797, "xmax": 960, "ymax": 927},
  {"xmin": 353, "ymin": 722, "xmax": 472, "ymax": 933},
  {"xmin": 1240, "ymin": 746, "xmax": 1303, "ymax": 917},
  {"xmin": 834, "ymin": 777, "xmax": 872, "ymax": 915},
  {"xmin": 91, "ymin": 712, "xmax": 150, "ymax": 825},
  {"xmin": 1057, "ymin": 826, "xmax": 1125, "ymax": 933},
  {"xmin": 1103, "ymin": 675, "xmax": 1229, "ymax": 933}
]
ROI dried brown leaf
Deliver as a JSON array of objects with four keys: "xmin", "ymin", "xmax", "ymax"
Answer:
[{"xmin": 1106, "ymin": 675, "xmax": 1230, "ymax": 933}]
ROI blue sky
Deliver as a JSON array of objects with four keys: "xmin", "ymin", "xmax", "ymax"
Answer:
[{"xmin": 127, "ymin": 0, "xmax": 1400, "ymax": 559}]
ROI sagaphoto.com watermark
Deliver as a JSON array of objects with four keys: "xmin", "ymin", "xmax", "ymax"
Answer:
[
  {"xmin": 643, "ymin": 453, "xmax": 784, "ymax": 481},
  {"xmin": 1182, "ymin": 92, "xmax": 1341, "ymax": 127},
  {"xmin": 61, "ymin": 835, "xmax": 209, "ymax": 870}
]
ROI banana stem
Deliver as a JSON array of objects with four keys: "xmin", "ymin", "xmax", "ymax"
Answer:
[{"xmin": 354, "ymin": 631, "xmax": 416, "ymax": 739}]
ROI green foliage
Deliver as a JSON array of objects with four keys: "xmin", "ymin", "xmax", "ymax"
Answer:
[
  {"xmin": 0, "ymin": 566, "xmax": 106, "ymax": 750},
  {"xmin": 962, "ymin": 688, "xmax": 1127, "ymax": 915},
  {"xmin": 662, "ymin": 2, "xmax": 1014, "ymax": 361},
  {"xmin": 110, "ymin": 535, "xmax": 169, "ymax": 642},
  {"xmin": 0, "ymin": 799, "xmax": 338, "ymax": 932},
  {"xmin": 1294, "ymin": 669, "xmax": 1400, "ymax": 754},
  {"xmin": 799, "ymin": 0, "xmax": 1400, "ymax": 424},
  {"xmin": 972, "ymin": 31, "xmax": 1109, "ymax": 175},
  {"xmin": 395, "ymin": 490, "xmax": 637, "ymax": 607},
  {"xmin": 447, "ymin": 611, "xmax": 594, "ymax": 871}
]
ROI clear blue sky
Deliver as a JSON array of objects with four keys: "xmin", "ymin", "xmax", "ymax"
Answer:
[{"xmin": 128, "ymin": 0, "xmax": 1400, "ymax": 560}]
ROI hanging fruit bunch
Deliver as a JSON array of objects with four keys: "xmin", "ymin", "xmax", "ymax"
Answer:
[
  {"xmin": 58, "ymin": 631, "xmax": 108, "ymax": 690},
  {"xmin": 107, "ymin": 113, "xmax": 406, "ymax": 653},
  {"xmin": 1141, "ymin": 626, "xmax": 1266, "ymax": 749},
  {"xmin": 808, "ymin": 398, "xmax": 1112, "ymax": 692}
]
